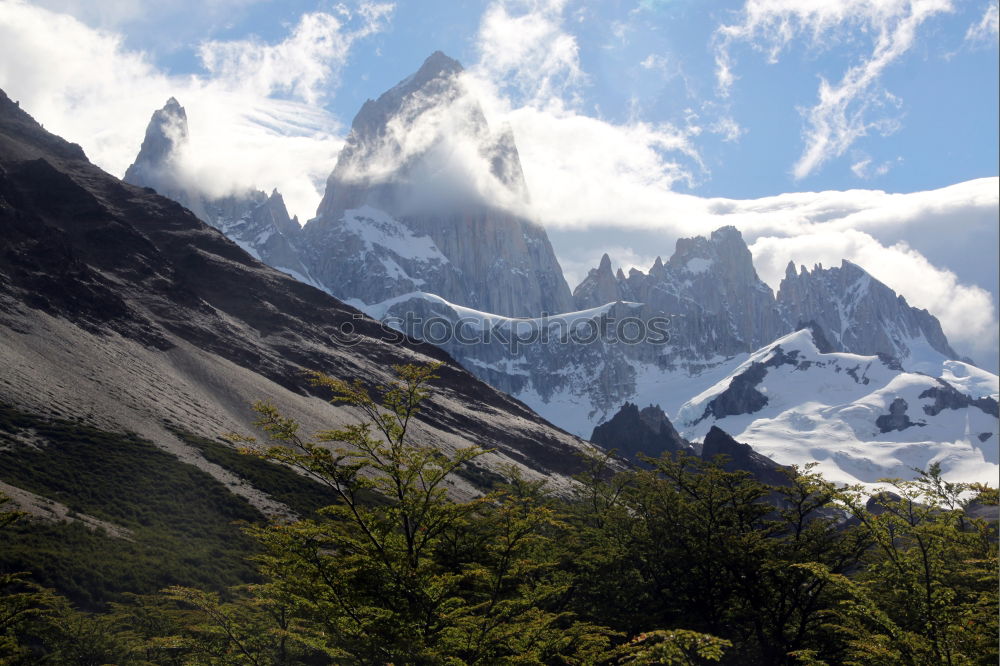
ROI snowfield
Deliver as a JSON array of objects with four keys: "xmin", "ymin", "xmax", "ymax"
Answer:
[
  {"xmin": 354, "ymin": 293, "xmax": 998, "ymax": 490},
  {"xmin": 675, "ymin": 329, "xmax": 998, "ymax": 488}
]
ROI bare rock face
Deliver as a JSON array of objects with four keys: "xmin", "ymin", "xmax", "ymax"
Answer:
[
  {"xmin": 919, "ymin": 381, "xmax": 999, "ymax": 418},
  {"xmin": 662, "ymin": 226, "xmax": 786, "ymax": 353},
  {"xmin": 777, "ymin": 260, "xmax": 960, "ymax": 364},
  {"xmin": 123, "ymin": 98, "xmax": 317, "ymax": 287},
  {"xmin": 573, "ymin": 253, "xmax": 630, "ymax": 309},
  {"xmin": 701, "ymin": 426, "xmax": 791, "ymax": 488},
  {"xmin": 590, "ymin": 402, "xmax": 692, "ymax": 463},
  {"xmin": 875, "ymin": 397, "xmax": 922, "ymax": 433},
  {"xmin": 302, "ymin": 52, "xmax": 573, "ymax": 317},
  {"xmin": 124, "ymin": 97, "xmax": 186, "ymax": 173},
  {"xmin": 574, "ymin": 227, "xmax": 786, "ymax": 358}
]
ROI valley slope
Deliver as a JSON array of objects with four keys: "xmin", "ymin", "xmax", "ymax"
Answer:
[{"xmin": 0, "ymin": 86, "xmax": 602, "ymax": 527}]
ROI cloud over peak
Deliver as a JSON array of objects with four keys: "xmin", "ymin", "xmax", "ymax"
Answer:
[{"xmin": 0, "ymin": 0, "xmax": 395, "ymax": 220}]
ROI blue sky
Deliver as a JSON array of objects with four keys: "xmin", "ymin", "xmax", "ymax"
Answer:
[
  {"xmin": 0, "ymin": 0, "xmax": 998, "ymax": 367},
  {"xmin": 50, "ymin": 0, "xmax": 998, "ymax": 198}
]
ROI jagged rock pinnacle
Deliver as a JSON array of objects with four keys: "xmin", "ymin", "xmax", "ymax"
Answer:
[{"xmin": 123, "ymin": 97, "xmax": 189, "ymax": 192}]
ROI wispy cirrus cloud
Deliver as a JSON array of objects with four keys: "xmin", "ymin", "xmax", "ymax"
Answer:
[
  {"xmin": 714, "ymin": 0, "xmax": 954, "ymax": 180},
  {"xmin": 966, "ymin": 0, "xmax": 999, "ymax": 42}
]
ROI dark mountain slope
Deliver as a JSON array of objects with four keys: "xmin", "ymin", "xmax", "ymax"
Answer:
[
  {"xmin": 590, "ymin": 402, "xmax": 692, "ymax": 463},
  {"xmin": 0, "ymin": 89, "xmax": 599, "ymax": 514}
]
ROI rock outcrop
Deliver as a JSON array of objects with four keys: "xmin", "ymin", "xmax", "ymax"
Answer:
[
  {"xmin": 875, "ymin": 398, "xmax": 922, "ymax": 433},
  {"xmin": 701, "ymin": 426, "xmax": 792, "ymax": 488},
  {"xmin": 590, "ymin": 402, "xmax": 692, "ymax": 463},
  {"xmin": 573, "ymin": 253, "xmax": 631, "ymax": 309}
]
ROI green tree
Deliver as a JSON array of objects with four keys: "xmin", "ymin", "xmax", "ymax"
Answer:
[
  {"xmin": 1, "ymin": 493, "xmax": 57, "ymax": 664},
  {"xmin": 616, "ymin": 629, "xmax": 732, "ymax": 665},
  {"xmin": 796, "ymin": 465, "xmax": 999, "ymax": 665},
  {"xmin": 558, "ymin": 453, "xmax": 869, "ymax": 664},
  {"xmin": 233, "ymin": 363, "xmax": 612, "ymax": 663}
]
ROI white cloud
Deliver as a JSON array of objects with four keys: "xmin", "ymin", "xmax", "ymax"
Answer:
[
  {"xmin": 714, "ymin": 0, "xmax": 953, "ymax": 179},
  {"xmin": 850, "ymin": 152, "xmax": 899, "ymax": 179},
  {"xmin": 501, "ymin": 104, "xmax": 703, "ymax": 216},
  {"xmin": 966, "ymin": 0, "xmax": 999, "ymax": 42},
  {"xmin": 750, "ymin": 230, "xmax": 998, "ymax": 367},
  {"xmin": 198, "ymin": 4, "xmax": 392, "ymax": 105},
  {"xmin": 708, "ymin": 114, "xmax": 743, "ymax": 142},
  {"xmin": 465, "ymin": 0, "xmax": 706, "ymax": 218},
  {"xmin": 0, "ymin": 0, "xmax": 391, "ymax": 220},
  {"xmin": 850, "ymin": 157, "xmax": 873, "ymax": 178},
  {"xmin": 640, "ymin": 53, "xmax": 669, "ymax": 71},
  {"xmin": 476, "ymin": 0, "xmax": 585, "ymax": 110}
]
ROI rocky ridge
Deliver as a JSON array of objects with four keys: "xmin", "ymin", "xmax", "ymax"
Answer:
[
  {"xmin": 589, "ymin": 402, "xmax": 693, "ymax": 463},
  {"xmin": 777, "ymin": 259, "xmax": 961, "ymax": 370}
]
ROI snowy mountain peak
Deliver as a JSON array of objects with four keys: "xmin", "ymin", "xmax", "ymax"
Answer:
[
  {"xmin": 342, "ymin": 51, "xmax": 465, "ymax": 151},
  {"xmin": 573, "ymin": 253, "xmax": 629, "ymax": 310},
  {"xmin": 305, "ymin": 52, "xmax": 573, "ymax": 317},
  {"xmin": 649, "ymin": 255, "xmax": 666, "ymax": 278},
  {"xmin": 710, "ymin": 224, "xmax": 743, "ymax": 244},
  {"xmin": 777, "ymin": 258, "xmax": 960, "ymax": 368},
  {"xmin": 668, "ymin": 225, "xmax": 757, "ymax": 280},
  {"xmin": 124, "ymin": 97, "xmax": 188, "ymax": 183},
  {"xmin": 414, "ymin": 50, "xmax": 464, "ymax": 82},
  {"xmin": 839, "ymin": 258, "xmax": 864, "ymax": 272}
]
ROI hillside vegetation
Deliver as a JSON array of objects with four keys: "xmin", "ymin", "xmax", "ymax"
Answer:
[{"xmin": 1, "ymin": 367, "xmax": 996, "ymax": 664}]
